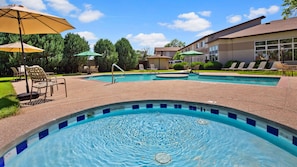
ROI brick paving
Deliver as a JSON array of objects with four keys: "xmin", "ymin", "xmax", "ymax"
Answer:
[{"xmin": 1, "ymin": 73, "xmax": 297, "ymax": 153}]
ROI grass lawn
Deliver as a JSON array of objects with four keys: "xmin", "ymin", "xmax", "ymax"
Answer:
[{"xmin": 0, "ymin": 77, "xmax": 19, "ymax": 119}]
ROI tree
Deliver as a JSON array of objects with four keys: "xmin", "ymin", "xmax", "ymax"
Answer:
[
  {"xmin": 164, "ymin": 39, "xmax": 185, "ymax": 47},
  {"xmin": 61, "ymin": 33, "xmax": 89, "ymax": 73},
  {"xmin": 115, "ymin": 38, "xmax": 138, "ymax": 70},
  {"xmin": 282, "ymin": 0, "xmax": 297, "ymax": 19},
  {"xmin": 26, "ymin": 34, "xmax": 64, "ymax": 72},
  {"xmin": 173, "ymin": 51, "xmax": 184, "ymax": 60},
  {"xmin": 94, "ymin": 39, "xmax": 118, "ymax": 72}
]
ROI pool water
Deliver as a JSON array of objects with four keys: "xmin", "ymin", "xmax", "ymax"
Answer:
[
  {"xmin": 87, "ymin": 73, "xmax": 280, "ymax": 86},
  {"xmin": 6, "ymin": 108, "xmax": 297, "ymax": 167}
]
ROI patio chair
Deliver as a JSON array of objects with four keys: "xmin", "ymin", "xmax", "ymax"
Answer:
[
  {"xmin": 252, "ymin": 61, "xmax": 267, "ymax": 71},
  {"xmin": 233, "ymin": 62, "xmax": 245, "ymax": 71},
  {"xmin": 10, "ymin": 67, "xmax": 24, "ymax": 81},
  {"xmin": 148, "ymin": 64, "xmax": 158, "ymax": 72},
  {"xmin": 222, "ymin": 62, "xmax": 237, "ymax": 70},
  {"xmin": 26, "ymin": 66, "xmax": 67, "ymax": 102},
  {"xmin": 139, "ymin": 64, "xmax": 145, "ymax": 71},
  {"xmin": 241, "ymin": 62, "xmax": 256, "ymax": 71}
]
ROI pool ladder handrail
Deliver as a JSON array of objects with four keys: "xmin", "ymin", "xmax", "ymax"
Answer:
[{"xmin": 112, "ymin": 63, "xmax": 125, "ymax": 83}]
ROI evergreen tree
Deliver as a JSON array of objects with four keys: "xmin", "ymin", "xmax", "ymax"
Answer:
[
  {"xmin": 61, "ymin": 33, "xmax": 89, "ymax": 73},
  {"xmin": 114, "ymin": 38, "xmax": 138, "ymax": 70}
]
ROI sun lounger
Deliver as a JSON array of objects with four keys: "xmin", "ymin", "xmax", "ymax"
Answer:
[
  {"xmin": 139, "ymin": 64, "xmax": 145, "ymax": 71},
  {"xmin": 264, "ymin": 61, "xmax": 283, "ymax": 71},
  {"xmin": 233, "ymin": 62, "xmax": 245, "ymax": 70},
  {"xmin": 241, "ymin": 62, "xmax": 256, "ymax": 71},
  {"xmin": 222, "ymin": 62, "xmax": 237, "ymax": 70},
  {"xmin": 252, "ymin": 61, "xmax": 267, "ymax": 71}
]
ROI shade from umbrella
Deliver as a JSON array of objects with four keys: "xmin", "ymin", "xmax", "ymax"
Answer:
[
  {"xmin": 0, "ymin": 41, "xmax": 44, "ymax": 53},
  {"xmin": 0, "ymin": 4, "xmax": 75, "ymax": 94}
]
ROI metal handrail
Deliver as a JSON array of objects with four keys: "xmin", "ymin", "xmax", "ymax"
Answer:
[{"xmin": 111, "ymin": 63, "xmax": 125, "ymax": 83}]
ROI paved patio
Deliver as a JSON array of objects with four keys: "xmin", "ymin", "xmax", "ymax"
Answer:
[{"xmin": 1, "ymin": 73, "xmax": 297, "ymax": 153}]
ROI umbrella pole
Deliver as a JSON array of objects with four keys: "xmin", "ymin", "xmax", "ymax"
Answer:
[{"xmin": 17, "ymin": 11, "xmax": 29, "ymax": 93}]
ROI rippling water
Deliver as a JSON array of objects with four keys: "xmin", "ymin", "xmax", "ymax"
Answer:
[{"xmin": 7, "ymin": 110, "xmax": 297, "ymax": 167}]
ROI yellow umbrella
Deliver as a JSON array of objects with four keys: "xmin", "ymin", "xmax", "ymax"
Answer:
[
  {"xmin": 0, "ymin": 4, "xmax": 74, "ymax": 96},
  {"xmin": 0, "ymin": 41, "xmax": 44, "ymax": 53}
]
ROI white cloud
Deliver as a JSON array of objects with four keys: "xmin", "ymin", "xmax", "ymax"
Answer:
[
  {"xmin": 159, "ymin": 12, "xmax": 211, "ymax": 32},
  {"xmin": 226, "ymin": 15, "xmax": 242, "ymax": 24},
  {"xmin": 46, "ymin": 0, "xmax": 78, "ymax": 15},
  {"xmin": 126, "ymin": 33, "xmax": 169, "ymax": 49},
  {"xmin": 199, "ymin": 11, "xmax": 211, "ymax": 17},
  {"xmin": 78, "ymin": 4, "xmax": 104, "ymax": 23},
  {"xmin": 10, "ymin": 0, "xmax": 46, "ymax": 11},
  {"xmin": 244, "ymin": 5, "xmax": 280, "ymax": 19},
  {"xmin": 76, "ymin": 31, "xmax": 98, "ymax": 41},
  {"xmin": 196, "ymin": 30, "xmax": 215, "ymax": 37}
]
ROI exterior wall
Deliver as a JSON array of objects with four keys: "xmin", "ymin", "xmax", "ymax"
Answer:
[
  {"xmin": 148, "ymin": 58, "xmax": 170, "ymax": 70},
  {"xmin": 211, "ymin": 30, "xmax": 297, "ymax": 65}
]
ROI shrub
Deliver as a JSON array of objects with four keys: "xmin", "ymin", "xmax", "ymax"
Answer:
[
  {"xmin": 203, "ymin": 61, "xmax": 223, "ymax": 70},
  {"xmin": 191, "ymin": 62, "xmax": 205, "ymax": 70},
  {"xmin": 173, "ymin": 62, "xmax": 187, "ymax": 70}
]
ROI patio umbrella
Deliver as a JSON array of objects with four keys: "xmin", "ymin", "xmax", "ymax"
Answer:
[
  {"xmin": 0, "ymin": 41, "xmax": 44, "ymax": 53},
  {"xmin": 180, "ymin": 50, "xmax": 204, "ymax": 67},
  {"xmin": 0, "ymin": 4, "xmax": 74, "ymax": 96},
  {"xmin": 75, "ymin": 51, "xmax": 102, "ymax": 74}
]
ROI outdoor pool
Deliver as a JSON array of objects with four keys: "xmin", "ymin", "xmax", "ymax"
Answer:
[
  {"xmin": 3, "ymin": 100, "xmax": 297, "ymax": 167},
  {"xmin": 87, "ymin": 73, "xmax": 280, "ymax": 86}
]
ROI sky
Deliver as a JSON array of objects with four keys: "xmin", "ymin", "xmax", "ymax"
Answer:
[{"xmin": 0, "ymin": 0, "xmax": 287, "ymax": 54}]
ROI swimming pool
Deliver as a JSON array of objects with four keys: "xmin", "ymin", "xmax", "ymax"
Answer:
[
  {"xmin": 2, "ymin": 100, "xmax": 297, "ymax": 166},
  {"xmin": 87, "ymin": 73, "xmax": 280, "ymax": 86}
]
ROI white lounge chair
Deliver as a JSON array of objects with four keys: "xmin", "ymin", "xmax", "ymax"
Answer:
[
  {"xmin": 233, "ymin": 62, "xmax": 245, "ymax": 70},
  {"xmin": 264, "ymin": 61, "xmax": 283, "ymax": 71},
  {"xmin": 241, "ymin": 62, "xmax": 256, "ymax": 71},
  {"xmin": 148, "ymin": 64, "xmax": 158, "ymax": 71},
  {"xmin": 139, "ymin": 64, "xmax": 145, "ymax": 71},
  {"xmin": 252, "ymin": 61, "xmax": 267, "ymax": 71},
  {"xmin": 222, "ymin": 62, "xmax": 237, "ymax": 70}
]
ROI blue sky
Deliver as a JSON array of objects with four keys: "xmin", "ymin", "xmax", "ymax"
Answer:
[{"xmin": 0, "ymin": 0, "xmax": 286, "ymax": 53}]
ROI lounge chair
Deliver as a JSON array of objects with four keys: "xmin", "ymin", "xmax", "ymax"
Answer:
[
  {"xmin": 148, "ymin": 64, "xmax": 158, "ymax": 71},
  {"xmin": 241, "ymin": 62, "xmax": 256, "ymax": 71},
  {"xmin": 10, "ymin": 67, "xmax": 24, "ymax": 81},
  {"xmin": 233, "ymin": 62, "xmax": 245, "ymax": 71},
  {"xmin": 264, "ymin": 61, "xmax": 283, "ymax": 71},
  {"xmin": 252, "ymin": 61, "xmax": 267, "ymax": 71},
  {"xmin": 222, "ymin": 62, "xmax": 237, "ymax": 70},
  {"xmin": 139, "ymin": 64, "xmax": 145, "ymax": 71},
  {"xmin": 26, "ymin": 66, "xmax": 67, "ymax": 102}
]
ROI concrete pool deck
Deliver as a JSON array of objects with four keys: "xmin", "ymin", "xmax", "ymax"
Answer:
[{"xmin": 1, "ymin": 73, "xmax": 297, "ymax": 153}]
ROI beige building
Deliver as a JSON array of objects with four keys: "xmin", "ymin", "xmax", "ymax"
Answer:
[
  {"xmin": 179, "ymin": 16, "xmax": 297, "ymax": 65},
  {"xmin": 154, "ymin": 47, "xmax": 181, "ymax": 58}
]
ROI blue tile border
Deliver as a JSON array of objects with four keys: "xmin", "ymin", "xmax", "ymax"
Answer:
[
  {"xmin": 2, "ymin": 100, "xmax": 297, "ymax": 166},
  {"xmin": 16, "ymin": 140, "xmax": 27, "ymax": 154},
  {"xmin": 246, "ymin": 118, "xmax": 256, "ymax": 126},
  {"xmin": 39, "ymin": 129, "xmax": 49, "ymax": 140},
  {"xmin": 77, "ymin": 115, "xmax": 85, "ymax": 122},
  {"xmin": 267, "ymin": 125, "xmax": 279, "ymax": 136},
  {"xmin": 0, "ymin": 156, "xmax": 4, "ymax": 167},
  {"xmin": 146, "ymin": 104, "xmax": 153, "ymax": 108},
  {"xmin": 59, "ymin": 121, "xmax": 68, "ymax": 130}
]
